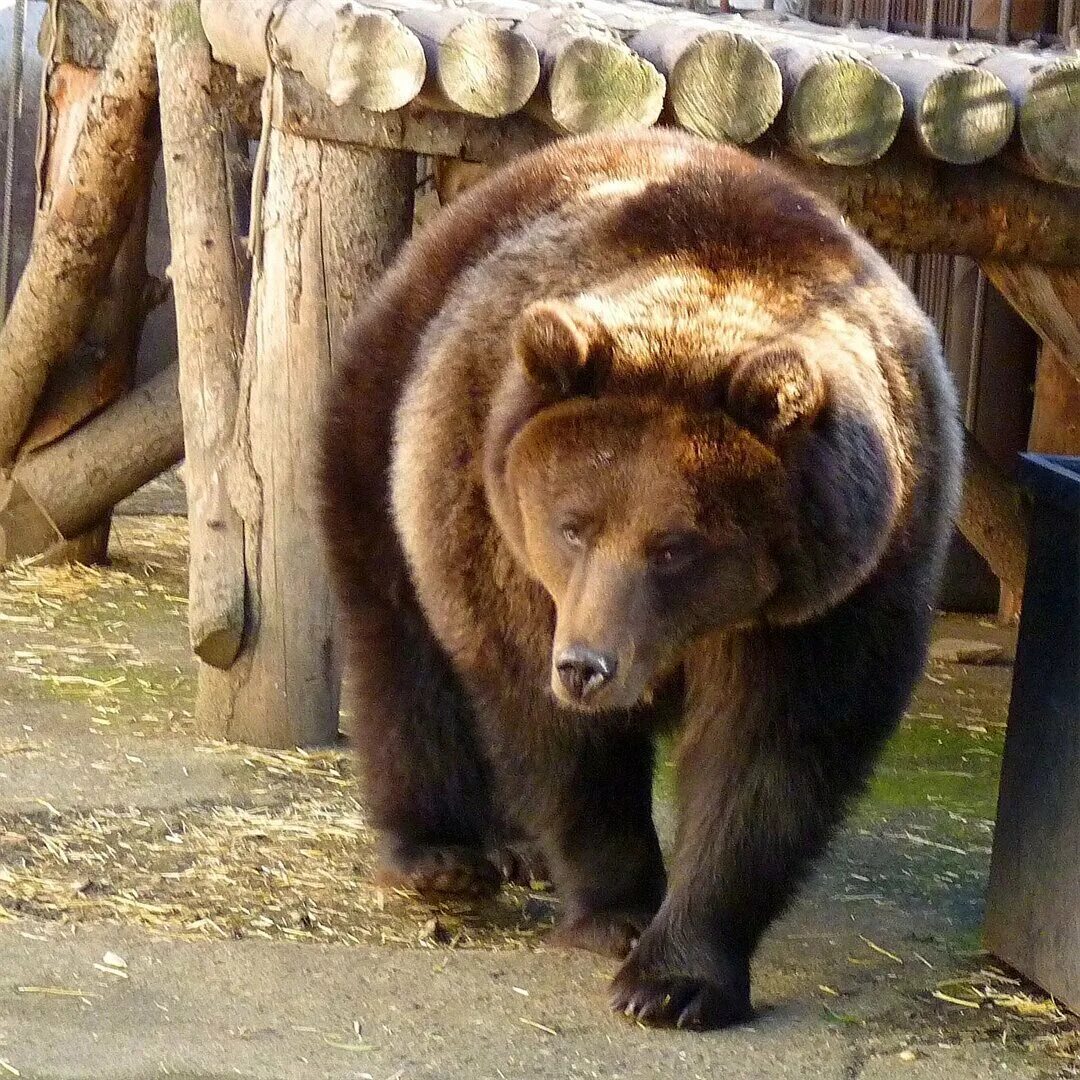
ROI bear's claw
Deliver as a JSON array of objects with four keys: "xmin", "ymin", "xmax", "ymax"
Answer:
[{"xmin": 609, "ymin": 971, "xmax": 753, "ymax": 1030}]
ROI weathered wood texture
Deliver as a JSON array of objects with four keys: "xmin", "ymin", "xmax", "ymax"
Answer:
[
  {"xmin": 628, "ymin": 21, "xmax": 781, "ymax": 143},
  {"xmin": 746, "ymin": 29, "xmax": 904, "ymax": 166},
  {"xmin": 20, "ymin": 64, "xmax": 151, "ymax": 457},
  {"xmin": 517, "ymin": 8, "xmax": 666, "ymax": 133},
  {"xmin": 747, "ymin": 16, "xmax": 1080, "ymax": 183},
  {"xmin": 981, "ymin": 265, "xmax": 1080, "ymax": 382},
  {"xmin": 0, "ymin": 2, "xmax": 158, "ymax": 467},
  {"xmin": 158, "ymin": 0, "xmax": 248, "ymax": 670},
  {"xmin": 195, "ymin": 134, "xmax": 415, "ymax": 747},
  {"xmin": 0, "ymin": 364, "xmax": 184, "ymax": 565},
  {"xmin": 19, "ymin": 72, "xmax": 155, "ymax": 567},
  {"xmin": 956, "ymin": 431, "xmax": 1030, "ymax": 597},
  {"xmin": 791, "ymin": 155, "xmax": 1080, "ymax": 265},
  {"xmin": 201, "ymin": 0, "xmax": 427, "ymax": 111},
  {"xmin": 1029, "ymin": 348, "xmax": 1080, "ymax": 456},
  {"xmin": 401, "ymin": 9, "xmax": 540, "ymax": 118}
]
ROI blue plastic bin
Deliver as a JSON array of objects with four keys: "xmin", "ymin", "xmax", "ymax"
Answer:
[{"xmin": 985, "ymin": 454, "xmax": 1080, "ymax": 1012}]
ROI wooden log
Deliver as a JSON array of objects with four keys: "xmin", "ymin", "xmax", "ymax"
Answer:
[
  {"xmin": 272, "ymin": 77, "xmax": 1080, "ymax": 266},
  {"xmin": 200, "ymin": 0, "xmax": 426, "ymax": 111},
  {"xmin": 747, "ymin": 16, "xmax": 1080, "ymax": 183},
  {"xmin": 0, "ymin": 364, "xmax": 184, "ymax": 565},
  {"xmin": 196, "ymin": 134, "xmax": 415, "ymax": 748},
  {"xmin": 956, "ymin": 430, "xmax": 1030, "ymax": 597},
  {"xmin": 785, "ymin": 154, "xmax": 1080, "ymax": 265},
  {"xmin": 866, "ymin": 55, "xmax": 1013, "ymax": 166},
  {"xmin": 628, "ymin": 20, "xmax": 782, "ymax": 143},
  {"xmin": 1029, "ymin": 347, "xmax": 1080, "ymax": 456},
  {"xmin": 747, "ymin": 29, "xmax": 904, "ymax": 166},
  {"xmin": 981, "ymin": 265, "xmax": 1080, "ymax": 382},
  {"xmin": 0, "ymin": 2, "xmax": 158, "ymax": 467},
  {"xmin": 516, "ymin": 8, "xmax": 666, "ymax": 134},
  {"xmin": 398, "ymin": 9, "xmax": 539, "ymax": 119},
  {"xmin": 157, "ymin": 0, "xmax": 248, "ymax": 671},
  {"xmin": 19, "ymin": 65, "xmax": 146, "ymax": 455}
]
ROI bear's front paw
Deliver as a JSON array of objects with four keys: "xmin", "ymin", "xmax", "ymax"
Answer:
[
  {"xmin": 609, "ymin": 961, "xmax": 753, "ymax": 1030},
  {"xmin": 376, "ymin": 843, "xmax": 502, "ymax": 899},
  {"xmin": 548, "ymin": 909, "xmax": 653, "ymax": 959}
]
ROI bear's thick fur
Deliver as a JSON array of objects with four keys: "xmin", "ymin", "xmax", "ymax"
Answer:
[{"xmin": 320, "ymin": 130, "xmax": 961, "ymax": 1030}]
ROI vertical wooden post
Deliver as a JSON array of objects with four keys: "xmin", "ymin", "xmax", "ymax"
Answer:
[
  {"xmin": 196, "ymin": 131, "xmax": 415, "ymax": 747},
  {"xmin": 1029, "ymin": 346, "xmax": 1080, "ymax": 456}
]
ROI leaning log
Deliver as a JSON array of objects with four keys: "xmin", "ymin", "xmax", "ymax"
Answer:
[
  {"xmin": 517, "ymin": 9, "xmax": 666, "ymax": 134},
  {"xmin": 981, "ymin": 265, "xmax": 1080, "ymax": 382},
  {"xmin": 399, "ymin": 9, "xmax": 540, "ymax": 119},
  {"xmin": 157, "ymin": 0, "xmax": 248, "ymax": 671},
  {"xmin": 0, "ymin": 365, "xmax": 184, "ymax": 566},
  {"xmin": 956, "ymin": 431, "xmax": 1030, "ymax": 599},
  {"xmin": 0, "ymin": 2, "xmax": 158, "ymax": 467},
  {"xmin": 201, "ymin": 0, "xmax": 427, "ymax": 111},
  {"xmin": 628, "ymin": 21, "xmax": 782, "ymax": 144}
]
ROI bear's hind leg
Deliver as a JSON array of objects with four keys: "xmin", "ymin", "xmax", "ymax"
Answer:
[
  {"xmin": 494, "ymin": 726, "xmax": 667, "ymax": 959},
  {"xmin": 343, "ymin": 595, "xmax": 504, "ymax": 899}
]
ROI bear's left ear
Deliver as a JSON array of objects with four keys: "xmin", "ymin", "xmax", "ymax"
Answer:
[
  {"xmin": 512, "ymin": 300, "xmax": 610, "ymax": 398},
  {"xmin": 723, "ymin": 345, "xmax": 826, "ymax": 441}
]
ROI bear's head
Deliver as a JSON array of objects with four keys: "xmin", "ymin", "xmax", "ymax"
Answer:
[{"xmin": 484, "ymin": 298, "xmax": 899, "ymax": 714}]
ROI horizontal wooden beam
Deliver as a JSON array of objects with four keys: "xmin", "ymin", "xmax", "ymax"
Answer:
[{"xmin": 272, "ymin": 76, "xmax": 1080, "ymax": 266}]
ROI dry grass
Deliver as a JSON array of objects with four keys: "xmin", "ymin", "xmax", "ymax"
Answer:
[{"xmin": 0, "ymin": 744, "xmax": 554, "ymax": 951}]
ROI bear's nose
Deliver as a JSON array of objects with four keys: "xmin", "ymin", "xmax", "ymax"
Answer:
[{"xmin": 556, "ymin": 646, "xmax": 617, "ymax": 702}]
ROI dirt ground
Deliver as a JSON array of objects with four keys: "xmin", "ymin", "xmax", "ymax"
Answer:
[{"xmin": 0, "ymin": 496, "xmax": 1077, "ymax": 1079}]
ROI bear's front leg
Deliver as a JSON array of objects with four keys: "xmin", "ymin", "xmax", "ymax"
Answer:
[
  {"xmin": 611, "ymin": 610, "xmax": 915, "ymax": 1029},
  {"xmin": 498, "ymin": 726, "xmax": 667, "ymax": 960}
]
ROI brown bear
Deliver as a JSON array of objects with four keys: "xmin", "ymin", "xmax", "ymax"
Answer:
[{"xmin": 319, "ymin": 129, "xmax": 961, "ymax": 1030}]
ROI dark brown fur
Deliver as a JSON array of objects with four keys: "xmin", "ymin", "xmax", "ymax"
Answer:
[{"xmin": 319, "ymin": 130, "xmax": 961, "ymax": 1030}]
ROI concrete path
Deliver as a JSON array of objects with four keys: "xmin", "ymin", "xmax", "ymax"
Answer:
[{"xmin": 0, "ymin": 511, "xmax": 1073, "ymax": 1079}]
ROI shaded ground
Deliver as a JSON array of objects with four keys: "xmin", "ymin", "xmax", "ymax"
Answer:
[{"xmin": 0, "ymin": 505, "xmax": 1077, "ymax": 1079}]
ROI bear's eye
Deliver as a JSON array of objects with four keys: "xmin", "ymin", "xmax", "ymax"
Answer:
[
  {"xmin": 649, "ymin": 533, "xmax": 703, "ymax": 572},
  {"xmin": 560, "ymin": 522, "xmax": 584, "ymax": 549}
]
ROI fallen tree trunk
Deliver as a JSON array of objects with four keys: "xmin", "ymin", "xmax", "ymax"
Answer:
[
  {"xmin": 956, "ymin": 431, "xmax": 1030, "ymax": 599},
  {"xmin": 0, "ymin": 364, "xmax": 184, "ymax": 565},
  {"xmin": 0, "ymin": 2, "xmax": 158, "ymax": 466},
  {"xmin": 157, "ymin": 0, "xmax": 248, "ymax": 670}
]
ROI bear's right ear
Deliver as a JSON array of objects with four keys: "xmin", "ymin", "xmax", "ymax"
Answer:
[
  {"xmin": 512, "ymin": 301, "xmax": 610, "ymax": 398},
  {"xmin": 724, "ymin": 345, "xmax": 826, "ymax": 442}
]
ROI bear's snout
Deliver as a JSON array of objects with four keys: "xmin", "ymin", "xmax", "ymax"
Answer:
[{"xmin": 555, "ymin": 644, "xmax": 618, "ymax": 704}]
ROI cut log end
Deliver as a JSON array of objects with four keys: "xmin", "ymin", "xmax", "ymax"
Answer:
[
  {"xmin": 670, "ymin": 32, "xmax": 782, "ymax": 144},
  {"xmin": 1017, "ymin": 59, "xmax": 1080, "ymax": 187},
  {"xmin": 918, "ymin": 68, "xmax": 1014, "ymax": 165},
  {"xmin": 548, "ymin": 38, "xmax": 666, "ymax": 134},
  {"xmin": 193, "ymin": 615, "xmax": 245, "ymax": 669},
  {"xmin": 325, "ymin": 11, "xmax": 427, "ymax": 111},
  {"xmin": 787, "ymin": 57, "xmax": 903, "ymax": 166},
  {"xmin": 433, "ymin": 17, "xmax": 539, "ymax": 118}
]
